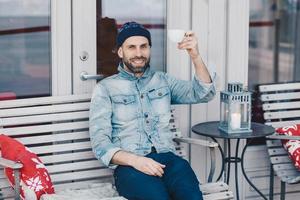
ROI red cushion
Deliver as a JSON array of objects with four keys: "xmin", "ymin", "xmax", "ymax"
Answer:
[
  {"xmin": 276, "ymin": 124, "xmax": 300, "ymax": 170},
  {"xmin": 0, "ymin": 134, "xmax": 55, "ymax": 199}
]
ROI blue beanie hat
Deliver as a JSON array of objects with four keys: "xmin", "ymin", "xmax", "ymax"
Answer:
[{"xmin": 117, "ymin": 22, "xmax": 151, "ymax": 47}]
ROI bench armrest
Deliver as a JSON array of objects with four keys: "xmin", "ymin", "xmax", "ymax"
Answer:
[
  {"xmin": 266, "ymin": 134, "xmax": 300, "ymax": 140},
  {"xmin": 0, "ymin": 157, "xmax": 23, "ymax": 169},
  {"xmin": 173, "ymin": 137, "xmax": 218, "ymax": 148},
  {"xmin": 0, "ymin": 157, "xmax": 23, "ymax": 199},
  {"xmin": 173, "ymin": 137, "xmax": 218, "ymax": 183}
]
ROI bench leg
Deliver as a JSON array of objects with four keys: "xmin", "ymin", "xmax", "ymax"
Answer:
[
  {"xmin": 13, "ymin": 169, "xmax": 21, "ymax": 200},
  {"xmin": 269, "ymin": 164, "xmax": 274, "ymax": 200},
  {"xmin": 280, "ymin": 181, "xmax": 286, "ymax": 200}
]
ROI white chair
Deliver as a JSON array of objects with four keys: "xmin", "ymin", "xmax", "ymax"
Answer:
[{"xmin": 259, "ymin": 82, "xmax": 300, "ymax": 200}]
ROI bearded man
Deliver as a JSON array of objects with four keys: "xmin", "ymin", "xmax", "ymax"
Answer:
[{"xmin": 89, "ymin": 21, "xmax": 216, "ymax": 200}]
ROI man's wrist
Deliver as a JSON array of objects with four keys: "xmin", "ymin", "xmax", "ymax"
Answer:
[
  {"xmin": 192, "ymin": 55, "xmax": 204, "ymax": 68},
  {"xmin": 127, "ymin": 153, "xmax": 139, "ymax": 167},
  {"xmin": 191, "ymin": 54, "xmax": 201, "ymax": 62}
]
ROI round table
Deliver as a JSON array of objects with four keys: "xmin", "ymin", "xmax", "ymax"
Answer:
[{"xmin": 192, "ymin": 121, "xmax": 275, "ymax": 200}]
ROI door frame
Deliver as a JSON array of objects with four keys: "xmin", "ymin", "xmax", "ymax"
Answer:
[
  {"xmin": 70, "ymin": 0, "xmax": 190, "ymax": 95},
  {"xmin": 72, "ymin": 0, "xmax": 97, "ymax": 94},
  {"xmin": 51, "ymin": 0, "xmax": 72, "ymax": 95}
]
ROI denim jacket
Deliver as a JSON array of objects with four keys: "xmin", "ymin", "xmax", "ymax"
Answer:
[{"xmin": 89, "ymin": 65, "xmax": 216, "ymax": 168}]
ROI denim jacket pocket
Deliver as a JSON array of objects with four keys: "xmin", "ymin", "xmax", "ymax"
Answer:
[
  {"xmin": 148, "ymin": 87, "xmax": 170, "ymax": 115},
  {"xmin": 148, "ymin": 87, "xmax": 169, "ymax": 100},
  {"xmin": 111, "ymin": 95, "xmax": 137, "ymax": 121},
  {"xmin": 111, "ymin": 95, "xmax": 135, "ymax": 105}
]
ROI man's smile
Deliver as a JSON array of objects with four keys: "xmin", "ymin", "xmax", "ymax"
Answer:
[{"xmin": 131, "ymin": 58, "xmax": 147, "ymax": 65}]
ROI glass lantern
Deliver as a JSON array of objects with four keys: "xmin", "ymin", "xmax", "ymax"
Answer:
[{"xmin": 219, "ymin": 83, "xmax": 252, "ymax": 134}]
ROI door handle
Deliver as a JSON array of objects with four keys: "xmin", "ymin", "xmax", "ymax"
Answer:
[{"xmin": 80, "ymin": 71, "xmax": 104, "ymax": 81}]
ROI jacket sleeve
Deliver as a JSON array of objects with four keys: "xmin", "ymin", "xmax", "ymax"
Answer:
[
  {"xmin": 165, "ymin": 68, "xmax": 217, "ymax": 104},
  {"xmin": 89, "ymin": 83, "xmax": 121, "ymax": 168}
]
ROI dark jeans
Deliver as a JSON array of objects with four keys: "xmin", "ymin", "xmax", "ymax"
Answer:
[{"xmin": 114, "ymin": 152, "xmax": 203, "ymax": 200}]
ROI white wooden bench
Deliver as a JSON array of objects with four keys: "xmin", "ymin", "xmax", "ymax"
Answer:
[
  {"xmin": 259, "ymin": 82, "xmax": 300, "ymax": 200},
  {"xmin": 0, "ymin": 94, "xmax": 233, "ymax": 200}
]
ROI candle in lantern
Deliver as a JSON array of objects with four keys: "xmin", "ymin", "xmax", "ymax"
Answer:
[{"xmin": 230, "ymin": 112, "xmax": 241, "ymax": 130}]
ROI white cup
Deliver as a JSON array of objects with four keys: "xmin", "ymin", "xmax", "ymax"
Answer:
[{"xmin": 167, "ymin": 29, "xmax": 186, "ymax": 43}]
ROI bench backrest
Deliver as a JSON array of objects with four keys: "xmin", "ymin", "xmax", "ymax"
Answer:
[
  {"xmin": 259, "ymin": 82, "xmax": 300, "ymax": 183},
  {"xmin": 259, "ymin": 82, "xmax": 300, "ymax": 128},
  {"xmin": 0, "ymin": 94, "xmax": 184, "ymax": 199}
]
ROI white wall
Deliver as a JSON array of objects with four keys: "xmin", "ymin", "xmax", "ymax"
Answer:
[{"xmin": 167, "ymin": 0, "xmax": 249, "ymax": 198}]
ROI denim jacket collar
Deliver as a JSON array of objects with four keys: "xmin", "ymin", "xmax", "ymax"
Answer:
[{"xmin": 118, "ymin": 63, "xmax": 153, "ymax": 80}]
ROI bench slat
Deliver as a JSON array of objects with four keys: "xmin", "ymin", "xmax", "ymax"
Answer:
[
  {"xmin": 265, "ymin": 120, "xmax": 300, "ymax": 128},
  {"xmin": 0, "ymin": 187, "xmax": 15, "ymax": 199},
  {"xmin": 0, "ymin": 170, "xmax": 114, "ymax": 191},
  {"xmin": 203, "ymin": 191, "xmax": 234, "ymax": 200},
  {"xmin": 270, "ymin": 156, "xmax": 292, "ymax": 164},
  {"xmin": 30, "ymin": 141, "xmax": 92, "ymax": 155},
  {"xmin": 262, "ymin": 101, "xmax": 300, "ymax": 111},
  {"xmin": 0, "ymin": 111, "xmax": 89, "ymax": 126},
  {"xmin": 261, "ymin": 92, "xmax": 300, "ymax": 101},
  {"xmin": 40, "ymin": 151, "xmax": 95, "ymax": 164},
  {"xmin": 264, "ymin": 110, "xmax": 300, "ymax": 120},
  {"xmin": 268, "ymin": 148, "xmax": 288, "ymax": 156},
  {"xmin": 201, "ymin": 182, "xmax": 230, "ymax": 194},
  {"xmin": 53, "ymin": 179, "xmax": 113, "ymax": 191},
  {"xmin": 0, "ymin": 102, "xmax": 89, "ymax": 118},
  {"xmin": 273, "ymin": 163, "xmax": 298, "ymax": 171},
  {"xmin": 0, "ymin": 94, "xmax": 91, "ymax": 109},
  {"xmin": 46, "ymin": 160, "xmax": 103, "ymax": 174},
  {"xmin": 0, "ymin": 121, "xmax": 89, "ymax": 136},
  {"xmin": 51, "ymin": 168, "xmax": 113, "ymax": 183},
  {"xmin": 0, "ymin": 177, "xmax": 13, "ymax": 188},
  {"xmin": 276, "ymin": 169, "xmax": 300, "ymax": 177},
  {"xmin": 259, "ymin": 83, "xmax": 300, "ymax": 92},
  {"xmin": 16, "ymin": 131, "xmax": 90, "ymax": 145},
  {"xmin": 266, "ymin": 139, "xmax": 282, "ymax": 147},
  {"xmin": 281, "ymin": 176, "xmax": 300, "ymax": 184},
  {"xmin": 0, "ymin": 157, "xmax": 105, "ymax": 179}
]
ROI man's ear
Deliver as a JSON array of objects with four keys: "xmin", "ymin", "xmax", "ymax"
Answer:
[{"xmin": 117, "ymin": 47, "xmax": 123, "ymax": 58}]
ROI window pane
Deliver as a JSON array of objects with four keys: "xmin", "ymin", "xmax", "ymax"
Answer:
[
  {"xmin": 0, "ymin": 0, "xmax": 51, "ymax": 99},
  {"xmin": 249, "ymin": 0, "xmax": 300, "ymax": 91},
  {"xmin": 97, "ymin": 0, "xmax": 166, "ymax": 77},
  {"xmin": 249, "ymin": 0, "xmax": 300, "ymax": 145}
]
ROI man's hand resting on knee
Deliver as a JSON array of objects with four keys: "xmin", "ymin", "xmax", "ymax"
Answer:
[{"xmin": 111, "ymin": 150, "xmax": 166, "ymax": 177}]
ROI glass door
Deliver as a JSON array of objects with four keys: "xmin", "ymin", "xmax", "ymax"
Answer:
[
  {"xmin": 72, "ymin": 0, "xmax": 167, "ymax": 94},
  {"xmin": 0, "ymin": 0, "xmax": 51, "ymax": 99}
]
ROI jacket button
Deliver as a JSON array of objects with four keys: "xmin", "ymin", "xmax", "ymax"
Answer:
[
  {"xmin": 146, "ymin": 120, "xmax": 149, "ymax": 124},
  {"xmin": 144, "ymin": 113, "xmax": 148, "ymax": 118},
  {"xmin": 158, "ymin": 92, "xmax": 162, "ymax": 96},
  {"xmin": 141, "ymin": 94, "xmax": 144, "ymax": 99}
]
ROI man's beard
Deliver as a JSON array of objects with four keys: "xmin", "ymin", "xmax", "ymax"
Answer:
[{"xmin": 123, "ymin": 56, "xmax": 150, "ymax": 74}]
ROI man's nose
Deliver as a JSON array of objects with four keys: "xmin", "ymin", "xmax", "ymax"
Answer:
[{"xmin": 135, "ymin": 48, "xmax": 142, "ymax": 56}]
